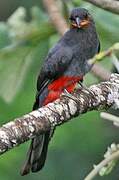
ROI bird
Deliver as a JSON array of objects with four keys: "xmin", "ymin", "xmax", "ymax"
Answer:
[{"xmin": 20, "ymin": 7, "xmax": 100, "ymax": 175}]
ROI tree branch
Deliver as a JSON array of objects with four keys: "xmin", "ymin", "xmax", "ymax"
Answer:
[
  {"xmin": 89, "ymin": 42, "xmax": 119, "ymax": 80},
  {"xmin": 101, "ymin": 112, "xmax": 119, "ymax": 127},
  {"xmin": 0, "ymin": 74, "xmax": 118, "ymax": 155},
  {"xmin": 84, "ymin": 149, "xmax": 119, "ymax": 180},
  {"xmin": 43, "ymin": 0, "xmax": 68, "ymax": 35},
  {"xmin": 91, "ymin": 64, "xmax": 111, "ymax": 80},
  {"xmin": 84, "ymin": 0, "xmax": 119, "ymax": 15}
]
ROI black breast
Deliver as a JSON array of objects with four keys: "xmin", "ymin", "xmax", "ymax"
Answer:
[{"xmin": 62, "ymin": 24, "xmax": 100, "ymax": 76}]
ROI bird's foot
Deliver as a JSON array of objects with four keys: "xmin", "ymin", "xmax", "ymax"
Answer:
[
  {"xmin": 76, "ymin": 81, "xmax": 87, "ymax": 90},
  {"xmin": 62, "ymin": 89, "xmax": 78, "ymax": 101},
  {"xmin": 76, "ymin": 81, "xmax": 94, "ymax": 95}
]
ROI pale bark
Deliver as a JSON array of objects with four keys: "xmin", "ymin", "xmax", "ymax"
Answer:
[
  {"xmin": 0, "ymin": 73, "xmax": 118, "ymax": 155},
  {"xmin": 84, "ymin": 0, "xmax": 119, "ymax": 15}
]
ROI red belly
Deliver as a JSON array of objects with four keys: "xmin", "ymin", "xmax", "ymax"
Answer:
[{"xmin": 43, "ymin": 76, "xmax": 83, "ymax": 105}]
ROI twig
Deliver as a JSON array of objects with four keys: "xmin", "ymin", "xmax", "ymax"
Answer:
[
  {"xmin": 88, "ymin": 43, "xmax": 119, "ymax": 65},
  {"xmin": 89, "ymin": 43, "xmax": 119, "ymax": 80},
  {"xmin": 91, "ymin": 64, "xmax": 111, "ymax": 80},
  {"xmin": 84, "ymin": 150, "xmax": 119, "ymax": 180},
  {"xmin": 83, "ymin": 0, "xmax": 119, "ymax": 15},
  {"xmin": 111, "ymin": 54, "xmax": 119, "ymax": 73},
  {"xmin": 0, "ymin": 73, "xmax": 118, "ymax": 155},
  {"xmin": 101, "ymin": 112, "xmax": 119, "ymax": 122},
  {"xmin": 101, "ymin": 112, "xmax": 119, "ymax": 127},
  {"xmin": 43, "ymin": 0, "xmax": 68, "ymax": 35}
]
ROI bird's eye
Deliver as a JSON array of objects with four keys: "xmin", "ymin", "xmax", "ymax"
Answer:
[
  {"xmin": 84, "ymin": 13, "xmax": 88, "ymax": 19},
  {"xmin": 69, "ymin": 17, "xmax": 75, "ymax": 21}
]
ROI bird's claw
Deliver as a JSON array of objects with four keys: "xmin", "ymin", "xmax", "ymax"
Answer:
[
  {"xmin": 77, "ymin": 81, "xmax": 94, "ymax": 96},
  {"xmin": 62, "ymin": 89, "xmax": 78, "ymax": 101},
  {"xmin": 76, "ymin": 81, "xmax": 87, "ymax": 90}
]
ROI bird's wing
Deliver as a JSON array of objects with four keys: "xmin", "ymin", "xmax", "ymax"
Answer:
[
  {"xmin": 97, "ymin": 41, "xmax": 100, "ymax": 53},
  {"xmin": 38, "ymin": 45, "xmax": 73, "ymax": 90},
  {"xmin": 33, "ymin": 45, "xmax": 73, "ymax": 109}
]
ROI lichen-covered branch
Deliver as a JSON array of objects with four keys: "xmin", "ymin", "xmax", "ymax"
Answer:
[
  {"xmin": 84, "ymin": 0, "xmax": 119, "ymax": 15},
  {"xmin": 0, "ymin": 73, "xmax": 118, "ymax": 155}
]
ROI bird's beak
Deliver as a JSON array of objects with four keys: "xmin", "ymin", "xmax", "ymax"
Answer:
[
  {"xmin": 76, "ymin": 17, "xmax": 81, "ymax": 28},
  {"xmin": 71, "ymin": 17, "xmax": 90, "ymax": 28}
]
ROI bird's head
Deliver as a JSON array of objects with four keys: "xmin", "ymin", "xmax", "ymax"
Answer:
[{"xmin": 69, "ymin": 8, "xmax": 93, "ymax": 29}]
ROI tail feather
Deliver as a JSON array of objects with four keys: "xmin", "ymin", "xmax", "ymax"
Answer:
[
  {"xmin": 30, "ymin": 135, "xmax": 45, "ymax": 165},
  {"xmin": 20, "ymin": 132, "xmax": 50, "ymax": 176},
  {"xmin": 20, "ymin": 141, "xmax": 33, "ymax": 176},
  {"xmin": 31, "ymin": 132, "xmax": 50, "ymax": 172}
]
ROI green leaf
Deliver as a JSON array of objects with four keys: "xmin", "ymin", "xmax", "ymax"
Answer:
[
  {"xmin": 0, "ymin": 23, "xmax": 11, "ymax": 48},
  {"xmin": 0, "ymin": 7, "xmax": 55, "ymax": 103}
]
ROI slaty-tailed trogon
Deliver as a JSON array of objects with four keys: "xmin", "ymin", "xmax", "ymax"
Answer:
[{"xmin": 21, "ymin": 7, "xmax": 100, "ymax": 175}]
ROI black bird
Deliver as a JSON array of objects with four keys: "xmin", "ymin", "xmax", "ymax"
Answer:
[{"xmin": 21, "ymin": 7, "xmax": 100, "ymax": 175}]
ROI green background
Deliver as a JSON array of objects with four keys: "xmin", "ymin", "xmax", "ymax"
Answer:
[{"xmin": 0, "ymin": 0, "xmax": 119, "ymax": 179}]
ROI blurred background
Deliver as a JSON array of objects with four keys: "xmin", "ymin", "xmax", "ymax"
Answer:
[{"xmin": 0, "ymin": 0, "xmax": 119, "ymax": 179}]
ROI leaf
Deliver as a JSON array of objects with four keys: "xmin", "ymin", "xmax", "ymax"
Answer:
[
  {"xmin": 0, "ymin": 7, "xmax": 55, "ymax": 103},
  {"xmin": 0, "ymin": 47, "xmax": 32, "ymax": 102},
  {"xmin": 0, "ymin": 23, "xmax": 11, "ymax": 48},
  {"xmin": 99, "ymin": 160, "xmax": 117, "ymax": 176}
]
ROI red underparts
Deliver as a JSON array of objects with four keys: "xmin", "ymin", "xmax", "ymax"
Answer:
[{"xmin": 43, "ymin": 76, "xmax": 83, "ymax": 105}]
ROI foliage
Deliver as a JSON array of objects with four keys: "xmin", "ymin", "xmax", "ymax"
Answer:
[{"xmin": 0, "ymin": 6, "xmax": 55, "ymax": 103}]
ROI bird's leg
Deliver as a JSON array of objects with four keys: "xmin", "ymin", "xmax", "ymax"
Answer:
[
  {"xmin": 76, "ymin": 81, "xmax": 88, "ymax": 90},
  {"xmin": 76, "ymin": 81, "xmax": 94, "ymax": 96},
  {"xmin": 62, "ymin": 89, "xmax": 78, "ymax": 101},
  {"xmin": 62, "ymin": 81, "xmax": 85, "ymax": 101},
  {"xmin": 62, "ymin": 81, "xmax": 93, "ymax": 101}
]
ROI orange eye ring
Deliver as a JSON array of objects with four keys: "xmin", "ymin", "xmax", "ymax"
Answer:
[
  {"xmin": 71, "ymin": 19, "xmax": 90, "ymax": 28},
  {"xmin": 80, "ymin": 19, "xmax": 90, "ymax": 27}
]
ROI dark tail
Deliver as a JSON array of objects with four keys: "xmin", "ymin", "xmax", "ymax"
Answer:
[
  {"xmin": 20, "ymin": 131, "xmax": 50, "ymax": 176},
  {"xmin": 21, "ymin": 92, "xmax": 52, "ymax": 176}
]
